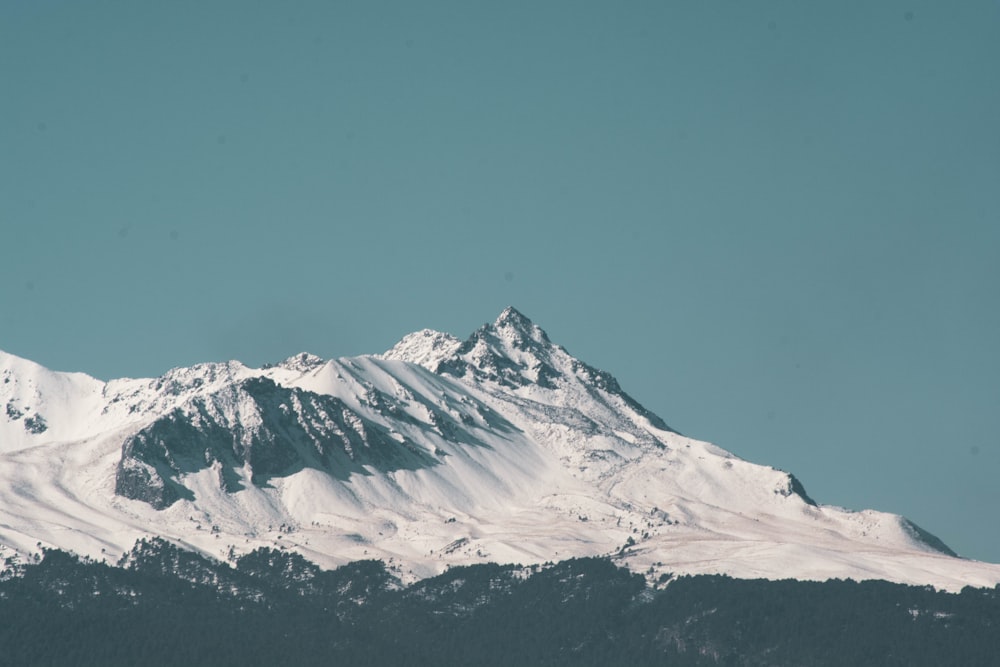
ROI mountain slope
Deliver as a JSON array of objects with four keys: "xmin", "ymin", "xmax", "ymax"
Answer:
[{"xmin": 1, "ymin": 308, "xmax": 998, "ymax": 590}]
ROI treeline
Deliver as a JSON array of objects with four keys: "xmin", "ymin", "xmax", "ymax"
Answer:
[{"xmin": 0, "ymin": 541, "xmax": 998, "ymax": 666}]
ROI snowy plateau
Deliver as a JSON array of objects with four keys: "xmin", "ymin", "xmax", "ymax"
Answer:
[{"xmin": 1, "ymin": 307, "xmax": 998, "ymax": 592}]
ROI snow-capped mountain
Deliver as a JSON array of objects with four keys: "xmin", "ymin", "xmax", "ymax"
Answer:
[{"xmin": 2, "ymin": 307, "xmax": 998, "ymax": 591}]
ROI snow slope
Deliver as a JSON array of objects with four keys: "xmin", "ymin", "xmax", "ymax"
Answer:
[{"xmin": 1, "ymin": 308, "xmax": 999, "ymax": 591}]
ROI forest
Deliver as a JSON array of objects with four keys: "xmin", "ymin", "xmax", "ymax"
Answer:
[{"xmin": 1, "ymin": 540, "xmax": 998, "ymax": 666}]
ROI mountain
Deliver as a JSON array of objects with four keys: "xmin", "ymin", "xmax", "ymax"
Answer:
[{"xmin": 2, "ymin": 307, "xmax": 998, "ymax": 591}]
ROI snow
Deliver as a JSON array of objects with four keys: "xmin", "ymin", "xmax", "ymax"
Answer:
[
  {"xmin": 2, "ymin": 310, "xmax": 1000, "ymax": 592},
  {"xmin": 378, "ymin": 329, "xmax": 462, "ymax": 371}
]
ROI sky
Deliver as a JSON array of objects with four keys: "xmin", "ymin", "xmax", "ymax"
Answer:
[{"xmin": 2, "ymin": 1, "xmax": 998, "ymax": 562}]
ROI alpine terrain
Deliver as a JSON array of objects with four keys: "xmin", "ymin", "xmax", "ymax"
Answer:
[{"xmin": 2, "ymin": 307, "xmax": 998, "ymax": 591}]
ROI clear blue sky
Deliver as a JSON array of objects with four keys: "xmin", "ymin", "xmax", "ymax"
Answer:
[{"xmin": 2, "ymin": 1, "xmax": 998, "ymax": 562}]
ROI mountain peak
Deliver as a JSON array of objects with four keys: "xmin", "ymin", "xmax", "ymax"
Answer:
[
  {"xmin": 495, "ymin": 305, "xmax": 531, "ymax": 327},
  {"xmin": 490, "ymin": 306, "xmax": 551, "ymax": 345},
  {"xmin": 275, "ymin": 352, "xmax": 326, "ymax": 373},
  {"xmin": 379, "ymin": 329, "xmax": 462, "ymax": 371}
]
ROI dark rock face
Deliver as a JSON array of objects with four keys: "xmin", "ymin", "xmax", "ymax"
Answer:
[
  {"xmin": 5, "ymin": 401, "xmax": 23, "ymax": 420},
  {"xmin": 901, "ymin": 518, "xmax": 959, "ymax": 557},
  {"xmin": 115, "ymin": 376, "xmax": 436, "ymax": 508},
  {"xmin": 115, "ymin": 457, "xmax": 187, "ymax": 510},
  {"xmin": 23, "ymin": 414, "xmax": 48, "ymax": 434},
  {"xmin": 788, "ymin": 473, "xmax": 818, "ymax": 507},
  {"xmin": 5, "ymin": 401, "xmax": 48, "ymax": 434}
]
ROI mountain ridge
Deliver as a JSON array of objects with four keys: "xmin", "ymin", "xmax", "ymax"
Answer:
[{"xmin": 1, "ymin": 308, "xmax": 997, "ymax": 590}]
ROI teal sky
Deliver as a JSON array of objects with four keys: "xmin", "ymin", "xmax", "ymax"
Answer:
[{"xmin": 3, "ymin": 1, "xmax": 999, "ymax": 562}]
